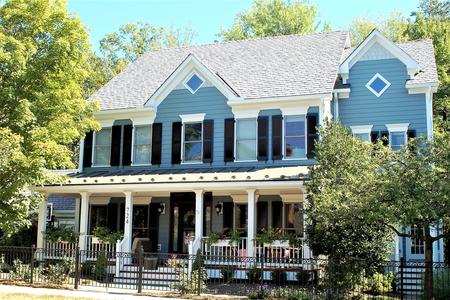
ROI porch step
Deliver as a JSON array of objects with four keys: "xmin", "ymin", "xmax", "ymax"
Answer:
[
  {"xmin": 398, "ymin": 266, "xmax": 424, "ymax": 294},
  {"xmin": 114, "ymin": 264, "xmax": 180, "ymax": 287}
]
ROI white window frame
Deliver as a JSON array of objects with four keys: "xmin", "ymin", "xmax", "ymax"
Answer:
[
  {"xmin": 351, "ymin": 125, "xmax": 373, "ymax": 142},
  {"xmin": 180, "ymin": 114, "xmax": 205, "ymax": 164},
  {"xmin": 366, "ymin": 73, "xmax": 391, "ymax": 97},
  {"xmin": 283, "ymin": 115, "xmax": 307, "ymax": 160},
  {"xmin": 92, "ymin": 128, "xmax": 112, "ymax": 167},
  {"xmin": 234, "ymin": 118, "xmax": 258, "ymax": 162},
  {"xmin": 183, "ymin": 71, "xmax": 205, "ymax": 94},
  {"xmin": 386, "ymin": 123, "xmax": 409, "ymax": 150},
  {"xmin": 132, "ymin": 124, "xmax": 153, "ymax": 166}
]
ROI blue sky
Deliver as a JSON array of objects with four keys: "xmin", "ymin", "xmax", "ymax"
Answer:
[{"xmin": 67, "ymin": 0, "xmax": 420, "ymax": 52}]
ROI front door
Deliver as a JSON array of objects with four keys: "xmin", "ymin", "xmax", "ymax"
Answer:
[{"xmin": 170, "ymin": 193, "xmax": 195, "ymax": 253}]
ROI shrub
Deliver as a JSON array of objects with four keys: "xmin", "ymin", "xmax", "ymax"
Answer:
[
  {"xmin": 46, "ymin": 225, "xmax": 78, "ymax": 243},
  {"xmin": 42, "ymin": 257, "xmax": 73, "ymax": 284},
  {"xmin": 429, "ymin": 270, "xmax": 450, "ymax": 300},
  {"xmin": 247, "ymin": 265, "xmax": 263, "ymax": 283},
  {"xmin": 94, "ymin": 251, "xmax": 108, "ymax": 281},
  {"xmin": 0, "ymin": 254, "xmax": 10, "ymax": 273},
  {"xmin": 248, "ymin": 285, "xmax": 271, "ymax": 299},
  {"xmin": 221, "ymin": 268, "xmax": 234, "ymax": 283},
  {"xmin": 9, "ymin": 259, "xmax": 31, "ymax": 281},
  {"xmin": 81, "ymin": 262, "xmax": 92, "ymax": 277},
  {"xmin": 273, "ymin": 287, "xmax": 324, "ymax": 300},
  {"xmin": 172, "ymin": 268, "xmax": 207, "ymax": 294},
  {"xmin": 362, "ymin": 272, "xmax": 394, "ymax": 295},
  {"xmin": 271, "ymin": 269, "xmax": 287, "ymax": 284},
  {"xmin": 296, "ymin": 270, "xmax": 311, "ymax": 285}
]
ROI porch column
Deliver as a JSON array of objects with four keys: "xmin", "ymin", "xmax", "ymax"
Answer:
[
  {"xmin": 247, "ymin": 189, "xmax": 256, "ymax": 257},
  {"xmin": 74, "ymin": 197, "xmax": 81, "ymax": 233},
  {"xmin": 36, "ymin": 196, "xmax": 48, "ymax": 249},
  {"xmin": 124, "ymin": 191, "xmax": 134, "ymax": 253},
  {"xmin": 78, "ymin": 192, "xmax": 90, "ymax": 251},
  {"xmin": 194, "ymin": 190, "xmax": 204, "ymax": 241}
]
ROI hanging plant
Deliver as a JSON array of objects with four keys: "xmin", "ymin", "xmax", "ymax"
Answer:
[
  {"xmin": 45, "ymin": 225, "xmax": 78, "ymax": 244},
  {"xmin": 205, "ymin": 232, "xmax": 220, "ymax": 246},
  {"xmin": 228, "ymin": 229, "xmax": 241, "ymax": 246}
]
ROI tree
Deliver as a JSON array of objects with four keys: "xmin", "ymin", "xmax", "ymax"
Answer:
[
  {"xmin": 415, "ymin": 0, "xmax": 450, "ymax": 19},
  {"xmin": 99, "ymin": 22, "xmax": 195, "ymax": 78},
  {"xmin": 0, "ymin": 0, "xmax": 99, "ymax": 234},
  {"xmin": 220, "ymin": 0, "xmax": 327, "ymax": 41}
]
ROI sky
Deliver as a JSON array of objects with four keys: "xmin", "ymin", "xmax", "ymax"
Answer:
[{"xmin": 67, "ymin": 0, "xmax": 420, "ymax": 52}]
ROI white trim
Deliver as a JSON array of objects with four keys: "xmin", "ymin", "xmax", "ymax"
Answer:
[
  {"xmin": 78, "ymin": 138, "xmax": 85, "ymax": 173},
  {"xmin": 282, "ymin": 115, "xmax": 307, "ymax": 160},
  {"xmin": 92, "ymin": 128, "xmax": 112, "ymax": 167},
  {"xmin": 181, "ymin": 121, "xmax": 203, "ymax": 164},
  {"xmin": 234, "ymin": 118, "xmax": 258, "ymax": 162},
  {"xmin": 179, "ymin": 113, "xmax": 206, "ymax": 123},
  {"xmin": 350, "ymin": 125, "xmax": 373, "ymax": 134},
  {"xmin": 146, "ymin": 54, "xmax": 241, "ymax": 108},
  {"xmin": 280, "ymin": 193, "xmax": 304, "ymax": 203},
  {"xmin": 386, "ymin": 123, "xmax": 410, "ymax": 133},
  {"xmin": 183, "ymin": 71, "xmax": 205, "ymax": 94},
  {"xmin": 333, "ymin": 88, "xmax": 350, "ymax": 99},
  {"xmin": 340, "ymin": 30, "xmax": 419, "ymax": 80},
  {"xmin": 425, "ymin": 89, "xmax": 433, "ymax": 140},
  {"xmin": 130, "ymin": 125, "xmax": 135, "ymax": 165},
  {"xmin": 366, "ymin": 73, "xmax": 391, "ymax": 97}
]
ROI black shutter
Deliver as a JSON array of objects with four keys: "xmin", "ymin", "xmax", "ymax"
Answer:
[
  {"xmin": 272, "ymin": 115, "xmax": 283, "ymax": 160},
  {"xmin": 82, "ymin": 131, "xmax": 93, "ymax": 168},
  {"xmin": 371, "ymin": 131, "xmax": 380, "ymax": 144},
  {"xmin": 203, "ymin": 120, "xmax": 214, "ymax": 163},
  {"xmin": 151, "ymin": 123, "xmax": 162, "ymax": 165},
  {"xmin": 224, "ymin": 118, "xmax": 235, "ymax": 162},
  {"xmin": 107, "ymin": 203, "xmax": 118, "ymax": 232},
  {"xmin": 407, "ymin": 130, "xmax": 416, "ymax": 140},
  {"xmin": 306, "ymin": 113, "xmax": 318, "ymax": 159},
  {"xmin": 380, "ymin": 131, "xmax": 389, "ymax": 146},
  {"xmin": 122, "ymin": 125, "xmax": 133, "ymax": 166},
  {"xmin": 110, "ymin": 125, "xmax": 122, "ymax": 166},
  {"xmin": 171, "ymin": 122, "xmax": 182, "ymax": 164},
  {"xmin": 257, "ymin": 116, "xmax": 268, "ymax": 161},
  {"xmin": 222, "ymin": 202, "xmax": 234, "ymax": 231}
]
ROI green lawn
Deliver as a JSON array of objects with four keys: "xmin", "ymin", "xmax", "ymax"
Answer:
[{"xmin": 0, "ymin": 293, "xmax": 97, "ymax": 300}]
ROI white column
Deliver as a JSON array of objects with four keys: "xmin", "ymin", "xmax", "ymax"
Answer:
[
  {"xmin": 74, "ymin": 197, "xmax": 81, "ymax": 233},
  {"xmin": 194, "ymin": 190, "xmax": 204, "ymax": 241},
  {"xmin": 425, "ymin": 89, "xmax": 433, "ymax": 140},
  {"xmin": 36, "ymin": 196, "xmax": 48, "ymax": 249},
  {"xmin": 124, "ymin": 191, "xmax": 134, "ymax": 252},
  {"xmin": 78, "ymin": 138, "xmax": 85, "ymax": 173},
  {"xmin": 247, "ymin": 189, "xmax": 256, "ymax": 257},
  {"xmin": 78, "ymin": 192, "xmax": 90, "ymax": 251}
]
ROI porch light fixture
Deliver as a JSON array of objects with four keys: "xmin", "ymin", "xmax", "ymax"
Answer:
[
  {"xmin": 157, "ymin": 203, "xmax": 165, "ymax": 215},
  {"xmin": 215, "ymin": 203, "xmax": 223, "ymax": 215}
]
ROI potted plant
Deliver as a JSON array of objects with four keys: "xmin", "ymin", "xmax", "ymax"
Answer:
[
  {"xmin": 254, "ymin": 229, "xmax": 274, "ymax": 246},
  {"xmin": 45, "ymin": 225, "xmax": 78, "ymax": 244},
  {"xmin": 228, "ymin": 229, "xmax": 241, "ymax": 246},
  {"xmin": 92, "ymin": 227, "xmax": 123, "ymax": 244},
  {"xmin": 205, "ymin": 232, "xmax": 220, "ymax": 246}
]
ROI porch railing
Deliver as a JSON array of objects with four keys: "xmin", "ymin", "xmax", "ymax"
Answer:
[
  {"xmin": 44, "ymin": 240, "xmax": 77, "ymax": 258},
  {"xmin": 254, "ymin": 238, "xmax": 305, "ymax": 263},
  {"xmin": 85, "ymin": 235, "xmax": 116, "ymax": 260},
  {"xmin": 201, "ymin": 237, "xmax": 248, "ymax": 259}
]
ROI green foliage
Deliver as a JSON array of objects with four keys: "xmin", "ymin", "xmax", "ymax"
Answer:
[
  {"xmin": 92, "ymin": 227, "xmax": 122, "ymax": 244},
  {"xmin": 228, "ymin": 229, "xmax": 242, "ymax": 246},
  {"xmin": 205, "ymin": 232, "xmax": 220, "ymax": 246},
  {"xmin": 254, "ymin": 229, "xmax": 274, "ymax": 244},
  {"xmin": 220, "ymin": 268, "xmax": 234, "ymax": 283},
  {"xmin": 220, "ymin": 0, "xmax": 328, "ymax": 41},
  {"xmin": 427, "ymin": 270, "xmax": 450, "ymax": 300},
  {"xmin": 246, "ymin": 265, "xmax": 263, "ymax": 283},
  {"xmin": 93, "ymin": 251, "xmax": 108, "ymax": 280},
  {"xmin": 41, "ymin": 256, "xmax": 73, "ymax": 284},
  {"xmin": 248, "ymin": 286, "xmax": 271, "ymax": 299},
  {"xmin": 0, "ymin": 0, "xmax": 99, "ymax": 234},
  {"xmin": 45, "ymin": 225, "xmax": 78, "ymax": 244},
  {"xmin": 306, "ymin": 122, "xmax": 394, "ymax": 263},
  {"xmin": 271, "ymin": 269, "xmax": 287, "ymax": 284},
  {"xmin": 9, "ymin": 259, "xmax": 31, "ymax": 281},
  {"xmin": 362, "ymin": 272, "xmax": 394, "ymax": 295}
]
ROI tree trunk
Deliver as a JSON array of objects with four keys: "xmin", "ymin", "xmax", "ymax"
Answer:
[{"xmin": 424, "ymin": 226, "xmax": 434, "ymax": 300}]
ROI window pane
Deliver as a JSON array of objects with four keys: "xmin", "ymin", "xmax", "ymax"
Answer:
[
  {"xmin": 184, "ymin": 123, "xmax": 202, "ymax": 141},
  {"xmin": 284, "ymin": 203, "xmax": 303, "ymax": 235},
  {"xmin": 285, "ymin": 116, "xmax": 305, "ymax": 136},
  {"xmin": 134, "ymin": 145, "xmax": 151, "ymax": 164},
  {"xmin": 237, "ymin": 140, "xmax": 256, "ymax": 160},
  {"xmin": 184, "ymin": 142, "xmax": 202, "ymax": 161},
  {"xmin": 391, "ymin": 132, "xmax": 405, "ymax": 150},
  {"xmin": 236, "ymin": 119, "xmax": 256, "ymax": 139},
  {"xmin": 135, "ymin": 126, "xmax": 151, "ymax": 145},
  {"xmin": 94, "ymin": 129, "xmax": 111, "ymax": 165},
  {"xmin": 370, "ymin": 77, "xmax": 387, "ymax": 93},
  {"xmin": 354, "ymin": 133, "xmax": 370, "ymax": 142},
  {"xmin": 186, "ymin": 74, "xmax": 204, "ymax": 92},
  {"xmin": 285, "ymin": 137, "xmax": 305, "ymax": 158},
  {"xmin": 96, "ymin": 129, "xmax": 111, "ymax": 145}
]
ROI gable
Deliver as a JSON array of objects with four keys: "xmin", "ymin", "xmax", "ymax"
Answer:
[{"xmin": 359, "ymin": 41, "xmax": 396, "ymax": 61}]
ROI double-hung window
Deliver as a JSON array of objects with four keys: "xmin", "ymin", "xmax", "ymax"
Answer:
[
  {"xmin": 183, "ymin": 122, "xmax": 202, "ymax": 163},
  {"xmin": 386, "ymin": 123, "xmax": 409, "ymax": 151},
  {"xmin": 284, "ymin": 203, "xmax": 303, "ymax": 236},
  {"xmin": 284, "ymin": 115, "xmax": 306, "ymax": 159},
  {"xmin": 351, "ymin": 125, "xmax": 373, "ymax": 142},
  {"xmin": 133, "ymin": 125, "xmax": 152, "ymax": 165},
  {"xmin": 236, "ymin": 119, "xmax": 257, "ymax": 161},
  {"xmin": 93, "ymin": 128, "xmax": 112, "ymax": 166}
]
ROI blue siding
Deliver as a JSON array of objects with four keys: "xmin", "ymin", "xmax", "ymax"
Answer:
[
  {"xmin": 339, "ymin": 59, "xmax": 427, "ymax": 137},
  {"xmin": 152, "ymin": 197, "xmax": 170, "ymax": 253},
  {"xmin": 48, "ymin": 195, "xmax": 75, "ymax": 211}
]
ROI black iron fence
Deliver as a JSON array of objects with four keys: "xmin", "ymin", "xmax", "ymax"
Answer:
[{"xmin": 0, "ymin": 246, "xmax": 449, "ymax": 299}]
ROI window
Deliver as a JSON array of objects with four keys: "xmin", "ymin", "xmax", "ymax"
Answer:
[
  {"xmin": 183, "ymin": 123, "xmax": 202, "ymax": 162},
  {"xmin": 184, "ymin": 73, "xmax": 204, "ymax": 94},
  {"xmin": 351, "ymin": 125, "xmax": 373, "ymax": 142},
  {"xmin": 284, "ymin": 115, "xmax": 306, "ymax": 159},
  {"xmin": 386, "ymin": 123, "xmax": 409, "ymax": 151},
  {"xmin": 133, "ymin": 125, "xmax": 152, "ymax": 165},
  {"xmin": 236, "ymin": 119, "xmax": 257, "ymax": 161},
  {"xmin": 133, "ymin": 205, "xmax": 149, "ymax": 238},
  {"xmin": 94, "ymin": 128, "xmax": 112, "ymax": 166},
  {"xmin": 89, "ymin": 205, "xmax": 107, "ymax": 234},
  {"xmin": 411, "ymin": 225, "xmax": 425, "ymax": 255},
  {"xmin": 235, "ymin": 204, "xmax": 248, "ymax": 232},
  {"xmin": 284, "ymin": 203, "xmax": 303, "ymax": 236},
  {"xmin": 366, "ymin": 73, "xmax": 391, "ymax": 97}
]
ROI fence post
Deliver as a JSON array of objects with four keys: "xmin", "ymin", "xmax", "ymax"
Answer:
[
  {"xmin": 260, "ymin": 256, "xmax": 264, "ymax": 288},
  {"xmin": 30, "ymin": 245, "xmax": 35, "ymax": 284},
  {"xmin": 74, "ymin": 246, "xmax": 80, "ymax": 289},
  {"xmin": 137, "ymin": 246, "xmax": 143, "ymax": 293},
  {"xmin": 400, "ymin": 258, "xmax": 404, "ymax": 300},
  {"xmin": 197, "ymin": 253, "xmax": 201, "ymax": 296}
]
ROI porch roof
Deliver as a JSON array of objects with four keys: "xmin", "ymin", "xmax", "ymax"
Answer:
[{"xmin": 47, "ymin": 166, "xmax": 309, "ymax": 187}]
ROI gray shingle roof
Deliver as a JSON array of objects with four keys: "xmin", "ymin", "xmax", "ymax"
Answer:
[
  {"xmin": 90, "ymin": 31, "xmax": 349, "ymax": 110},
  {"xmin": 90, "ymin": 32, "xmax": 438, "ymax": 111}
]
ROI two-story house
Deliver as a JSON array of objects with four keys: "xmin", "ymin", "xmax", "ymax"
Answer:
[{"xmin": 35, "ymin": 30, "xmax": 442, "ymax": 268}]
